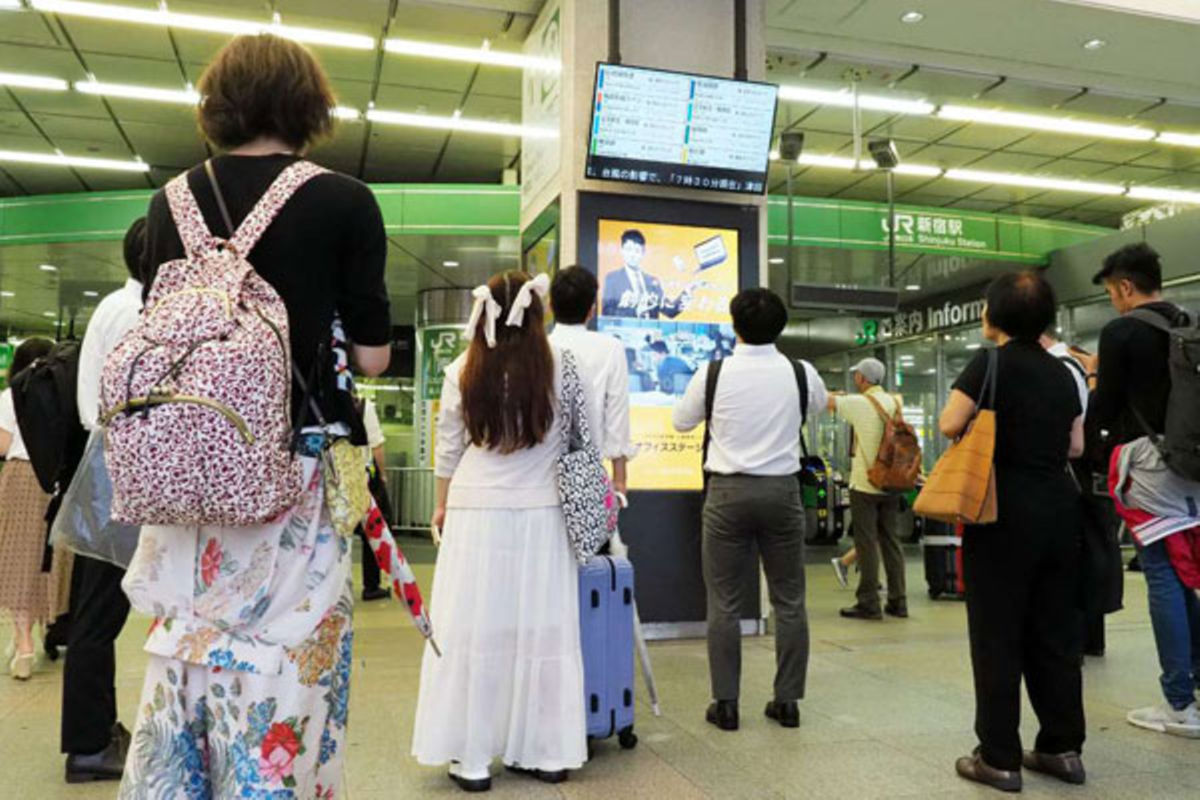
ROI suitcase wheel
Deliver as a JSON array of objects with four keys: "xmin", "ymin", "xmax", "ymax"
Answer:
[{"xmin": 618, "ymin": 727, "xmax": 637, "ymax": 750}]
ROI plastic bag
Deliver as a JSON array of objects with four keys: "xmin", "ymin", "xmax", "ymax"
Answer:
[{"xmin": 49, "ymin": 430, "xmax": 140, "ymax": 568}]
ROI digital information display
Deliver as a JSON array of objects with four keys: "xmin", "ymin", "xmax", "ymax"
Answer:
[
  {"xmin": 585, "ymin": 63, "xmax": 778, "ymax": 195},
  {"xmin": 595, "ymin": 218, "xmax": 739, "ymax": 491}
]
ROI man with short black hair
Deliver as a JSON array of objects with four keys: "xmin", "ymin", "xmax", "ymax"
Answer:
[
  {"xmin": 1083, "ymin": 242, "xmax": 1200, "ymax": 737},
  {"xmin": 673, "ymin": 287, "xmax": 826, "ymax": 733},
  {"xmin": 62, "ymin": 217, "xmax": 146, "ymax": 782},
  {"xmin": 548, "ymin": 266, "xmax": 636, "ymax": 494},
  {"xmin": 600, "ymin": 228, "xmax": 695, "ymax": 319}
]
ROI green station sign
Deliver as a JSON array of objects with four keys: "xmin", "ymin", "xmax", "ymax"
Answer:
[{"xmin": 767, "ymin": 197, "xmax": 1103, "ymax": 264}]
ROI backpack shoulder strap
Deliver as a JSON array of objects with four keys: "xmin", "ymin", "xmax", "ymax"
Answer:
[
  {"xmin": 791, "ymin": 360, "xmax": 810, "ymax": 458},
  {"xmin": 863, "ymin": 391, "xmax": 893, "ymax": 424},
  {"xmin": 1126, "ymin": 307, "xmax": 1175, "ymax": 334},
  {"xmin": 701, "ymin": 359, "xmax": 723, "ymax": 475},
  {"xmin": 1057, "ymin": 354, "xmax": 1087, "ymax": 381},
  {"xmin": 704, "ymin": 359, "xmax": 723, "ymax": 425},
  {"xmin": 165, "ymin": 170, "xmax": 218, "ymax": 258},
  {"xmin": 228, "ymin": 160, "xmax": 329, "ymax": 256}
]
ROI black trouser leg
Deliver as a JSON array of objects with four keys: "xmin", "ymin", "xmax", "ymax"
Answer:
[
  {"xmin": 755, "ymin": 479, "xmax": 809, "ymax": 703},
  {"xmin": 963, "ymin": 531, "xmax": 1029, "ymax": 772},
  {"xmin": 1085, "ymin": 611, "xmax": 1106, "ymax": 655},
  {"xmin": 850, "ymin": 490, "xmax": 883, "ymax": 614},
  {"xmin": 357, "ymin": 525, "xmax": 380, "ymax": 592},
  {"xmin": 61, "ymin": 556, "xmax": 131, "ymax": 755},
  {"xmin": 875, "ymin": 495, "xmax": 907, "ymax": 608},
  {"xmin": 1024, "ymin": 539, "xmax": 1086, "ymax": 757}
]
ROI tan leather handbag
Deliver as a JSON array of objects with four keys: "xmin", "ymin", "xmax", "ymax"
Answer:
[{"xmin": 914, "ymin": 349, "xmax": 998, "ymax": 524}]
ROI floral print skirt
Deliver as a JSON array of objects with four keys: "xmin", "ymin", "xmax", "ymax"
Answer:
[{"xmin": 118, "ymin": 588, "xmax": 354, "ymax": 800}]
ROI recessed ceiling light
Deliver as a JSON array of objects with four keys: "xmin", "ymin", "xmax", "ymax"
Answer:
[
  {"xmin": 43, "ymin": 311, "xmax": 56, "ymax": 318},
  {"xmin": 1082, "ymin": 38, "xmax": 1107, "ymax": 50},
  {"xmin": 905, "ymin": 285, "xmax": 921, "ymax": 291},
  {"xmin": 39, "ymin": 264, "xmax": 58, "ymax": 272},
  {"xmin": 442, "ymin": 260, "xmax": 460, "ymax": 268},
  {"xmin": 900, "ymin": 11, "xmax": 925, "ymax": 23},
  {"xmin": 0, "ymin": 148, "xmax": 150, "ymax": 172},
  {"xmin": 768, "ymin": 257, "xmax": 785, "ymax": 264},
  {"xmin": 0, "ymin": 291, "xmax": 13, "ymax": 298},
  {"xmin": 29, "ymin": 0, "xmax": 374, "ymax": 49},
  {"xmin": 384, "ymin": 38, "xmax": 559, "ymax": 71},
  {"xmin": 75, "ymin": 80, "xmax": 200, "ymax": 105},
  {"xmin": 83, "ymin": 290, "xmax": 99, "ymax": 297},
  {"xmin": 366, "ymin": 109, "xmax": 556, "ymax": 139},
  {"xmin": 0, "ymin": 71, "xmax": 70, "ymax": 91},
  {"xmin": 966, "ymin": 343, "xmax": 982, "ymax": 350}
]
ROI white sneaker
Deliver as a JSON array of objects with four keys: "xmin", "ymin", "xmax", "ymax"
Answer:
[
  {"xmin": 831, "ymin": 558, "xmax": 849, "ymax": 589},
  {"xmin": 1126, "ymin": 702, "xmax": 1200, "ymax": 738}
]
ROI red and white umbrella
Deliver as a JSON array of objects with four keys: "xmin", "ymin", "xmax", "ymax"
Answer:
[{"xmin": 362, "ymin": 495, "xmax": 441, "ymax": 657}]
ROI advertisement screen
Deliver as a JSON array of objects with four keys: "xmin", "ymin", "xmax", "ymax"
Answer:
[
  {"xmin": 585, "ymin": 63, "xmax": 778, "ymax": 195},
  {"xmin": 596, "ymin": 218, "xmax": 738, "ymax": 491}
]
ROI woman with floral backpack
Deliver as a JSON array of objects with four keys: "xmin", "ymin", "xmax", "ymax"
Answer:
[{"xmin": 113, "ymin": 34, "xmax": 390, "ymax": 798}]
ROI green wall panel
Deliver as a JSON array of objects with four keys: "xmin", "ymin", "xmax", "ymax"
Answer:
[{"xmin": 0, "ymin": 185, "xmax": 1108, "ymax": 264}]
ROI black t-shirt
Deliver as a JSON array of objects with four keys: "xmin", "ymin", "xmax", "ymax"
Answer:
[
  {"xmin": 1088, "ymin": 301, "xmax": 1183, "ymax": 448},
  {"xmin": 143, "ymin": 154, "xmax": 390, "ymax": 434},
  {"xmin": 952, "ymin": 339, "xmax": 1081, "ymax": 474}
]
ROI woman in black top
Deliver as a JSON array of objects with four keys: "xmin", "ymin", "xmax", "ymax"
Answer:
[
  {"xmin": 941, "ymin": 272, "xmax": 1086, "ymax": 792},
  {"xmin": 120, "ymin": 34, "xmax": 389, "ymax": 798}
]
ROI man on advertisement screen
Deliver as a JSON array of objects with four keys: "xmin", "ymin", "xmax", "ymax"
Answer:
[{"xmin": 602, "ymin": 229, "xmax": 698, "ymax": 319}]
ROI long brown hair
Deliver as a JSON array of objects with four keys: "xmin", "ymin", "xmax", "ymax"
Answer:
[{"xmin": 461, "ymin": 271, "xmax": 555, "ymax": 453}]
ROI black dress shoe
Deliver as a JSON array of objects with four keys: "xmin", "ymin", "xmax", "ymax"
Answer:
[
  {"xmin": 448, "ymin": 772, "xmax": 491, "ymax": 793},
  {"xmin": 884, "ymin": 602, "xmax": 909, "ymax": 618},
  {"xmin": 764, "ymin": 700, "xmax": 800, "ymax": 728},
  {"xmin": 361, "ymin": 587, "xmax": 390, "ymax": 602},
  {"xmin": 955, "ymin": 750, "xmax": 1021, "ymax": 793},
  {"xmin": 113, "ymin": 722, "xmax": 131, "ymax": 760},
  {"xmin": 65, "ymin": 737, "xmax": 126, "ymax": 783},
  {"xmin": 705, "ymin": 700, "xmax": 739, "ymax": 731},
  {"xmin": 505, "ymin": 765, "xmax": 569, "ymax": 784},
  {"xmin": 840, "ymin": 605, "xmax": 883, "ymax": 620},
  {"xmin": 1023, "ymin": 750, "xmax": 1086, "ymax": 785}
]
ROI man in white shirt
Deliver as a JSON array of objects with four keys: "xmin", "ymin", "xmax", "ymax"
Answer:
[
  {"xmin": 1041, "ymin": 330, "xmax": 1119, "ymax": 659},
  {"xmin": 828, "ymin": 359, "xmax": 908, "ymax": 621},
  {"xmin": 62, "ymin": 218, "xmax": 146, "ymax": 783},
  {"xmin": 674, "ymin": 288, "xmax": 827, "ymax": 733},
  {"xmin": 549, "ymin": 266, "xmax": 637, "ymax": 494}
]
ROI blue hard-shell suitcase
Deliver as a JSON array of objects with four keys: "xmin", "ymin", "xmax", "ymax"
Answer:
[{"xmin": 578, "ymin": 555, "xmax": 638, "ymax": 750}]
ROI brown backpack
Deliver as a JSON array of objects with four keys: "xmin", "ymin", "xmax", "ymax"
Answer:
[{"xmin": 864, "ymin": 393, "xmax": 922, "ymax": 492}]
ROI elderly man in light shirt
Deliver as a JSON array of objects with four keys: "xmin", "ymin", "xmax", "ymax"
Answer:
[
  {"xmin": 62, "ymin": 217, "xmax": 146, "ymax": 783},
  {"xmin": 827, "ymin": 357, "xmax": 909, "ymax": 622},
  {"xmin": 548, "ymin": 266, "xmax": 637, "ymax": 494},
  {"xmin": 673, "ymin": 288, "xmax": 826, "ymax": 734}
]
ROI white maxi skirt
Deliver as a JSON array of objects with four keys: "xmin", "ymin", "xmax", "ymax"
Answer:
[{"xmin": 411, "ymin": 505, "xmax": 587, "ymax": 773}]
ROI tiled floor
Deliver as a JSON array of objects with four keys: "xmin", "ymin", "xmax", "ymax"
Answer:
[{"xmin": 3, "ymin": 541, "xmax": 1198, "ymax": 799}]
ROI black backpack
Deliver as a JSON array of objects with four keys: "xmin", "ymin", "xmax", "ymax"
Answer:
[
  {"xmin": 1127, "ymin": 306, "xmax": 1200, "ymax": 482},
  {"xmin": 10, "ymin": 341, "xmax": 88, "ymax": 494}
]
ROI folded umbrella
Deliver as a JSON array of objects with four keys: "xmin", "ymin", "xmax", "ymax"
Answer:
[
  {"xmin": 362, "ymin": 494, "xmax": 441, "ymax": 657},
  {"xmin": 607, "ymin": 494, "xmax": 661, "ymax": 716}
]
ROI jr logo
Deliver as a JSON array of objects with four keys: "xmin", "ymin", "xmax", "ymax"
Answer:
[{"xmin": 881, "ymin": 214, "xmax": 915, "ymax": 236}]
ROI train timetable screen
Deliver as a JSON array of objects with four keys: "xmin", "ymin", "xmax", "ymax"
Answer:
[{"xmin": 585, "ymin": 63, "xmax": 778, "ymax": 195}]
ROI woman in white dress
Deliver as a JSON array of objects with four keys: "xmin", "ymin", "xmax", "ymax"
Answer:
[{"xmin": 412, "ymin": 270, "xmax": 587, "ymax": 792}]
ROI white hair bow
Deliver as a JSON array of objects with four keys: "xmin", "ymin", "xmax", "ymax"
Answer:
[
  {"xmin": 465, "ymin": 284, "xmax": 502, "ymax": 348},
  {"xmin": 506, "ymin": 272, "xmax": 551, "ymax": 329}
]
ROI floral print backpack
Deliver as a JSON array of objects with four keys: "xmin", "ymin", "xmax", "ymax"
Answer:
[{"xmin": 100, "ymin": 161, "xmax": 328, "ymax": 526}]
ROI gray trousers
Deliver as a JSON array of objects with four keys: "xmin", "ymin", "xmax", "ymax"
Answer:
[
  {"xmin": 702, "ymin": 475, "xmax": 809, "ymax": 703},
  {"xmin": 850, "ymin": 489, "xmax": 907, "ymax": 613}
]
